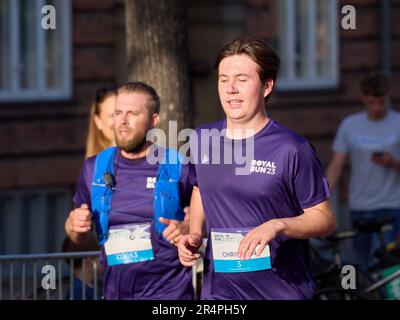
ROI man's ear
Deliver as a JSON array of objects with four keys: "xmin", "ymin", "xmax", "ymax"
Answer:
[
  {"xmin": 93, "ymin": 114, "xmax": 103, "ymax": 131},
  {"xmin": 151, "ymin": 113, "xmax": 160, "ymax": 128},
  {"xmin": 263, "ymin": 79, "xmax": 274, "ymax": 98}
]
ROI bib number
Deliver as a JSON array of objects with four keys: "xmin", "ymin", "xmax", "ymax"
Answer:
[
  {"xmin": 104, "ymin": 222, "xmax": 154, "ymax": 266},
  {"xmin": 211, "ymin": 228, "xmax": 271, "ymax": 273}
]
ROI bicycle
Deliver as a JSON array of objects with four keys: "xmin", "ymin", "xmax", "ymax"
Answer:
[
  {"xmin": 311, "ymin": 216, "xmax": 400, "ymax": 300},
  {"xmin": 353, "ymin": 216, "xmax": 400, "ymax": 299}
]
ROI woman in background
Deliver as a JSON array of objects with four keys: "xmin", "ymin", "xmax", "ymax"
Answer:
[{"xmin": 85, "ymin": 86, "xmax": 118, "ymax": 158}]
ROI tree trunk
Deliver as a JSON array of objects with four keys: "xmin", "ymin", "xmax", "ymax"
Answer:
[{"xmin": 124, "ymin": 0, "xmax": 191, "ymax": 139}]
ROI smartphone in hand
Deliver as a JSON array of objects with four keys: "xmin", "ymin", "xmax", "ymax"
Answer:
[{"xmin": 372, "ymin": 151, "xmax": 384, "ymax": 157}]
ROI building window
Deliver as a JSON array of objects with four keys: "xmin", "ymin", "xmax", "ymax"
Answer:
[
  {"xmin": 276, "ymin": 0, "xmax": 338, "ymax": 90},
  {"xmin": 0, "ymin": 0, "xmax": 71, "ymax": 102}
]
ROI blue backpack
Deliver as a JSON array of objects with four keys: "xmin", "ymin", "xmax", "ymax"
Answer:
[{"xmin": 90, "ymin": 147, "xmax": 184, "ymax": 245}]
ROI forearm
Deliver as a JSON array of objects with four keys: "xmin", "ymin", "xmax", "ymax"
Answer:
[
  {"xmin": 189, "ymin": 187, "xmax": 206, "ymax": 237},
  {"xmin": 189, "ymin": 211, "xmax": 206, "ymax": 238},
  {"xmin": 275, "ymin": 202, "xmax": 336, "ymax": 239},
  {"xmin": 326, "ymin": 152, "xmax": 347, "ymax": 191},
  {"xmin": 326, "ymin": 165, "xmax": 341, "ymax": 191}
]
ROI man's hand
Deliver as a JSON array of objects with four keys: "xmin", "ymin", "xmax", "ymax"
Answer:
[
  {"xmin": 238, "ymin": 219, "xmax": 285, "ymax": 260},
  {"xmin": 66, "ymin": 203, "xmax": 93, "ymax": 235},
  {"xmin": 177, "ymin": 234, "xmax": 202, "ymax": 267},
  {"xmin": 160, "ymin": 217, "xmax": 189, "ymax": 245}
]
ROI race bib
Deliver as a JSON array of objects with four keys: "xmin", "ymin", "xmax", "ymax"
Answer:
[
  {"xmin": 211, "ymin": 228, "xmax": 271, "ymax": 273},
  {"xmin": 104, "ymin": 222, "xmax": 154, "ymax": 266}
]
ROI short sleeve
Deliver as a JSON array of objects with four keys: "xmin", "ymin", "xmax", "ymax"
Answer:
[
  {"xmin": 188, "ymin": 162, "xmax": 198, "ymax": 187},
  {"xmin": 332, "ymin": 119, "xmax": 350, "ymax": 153},
  {"xmin": 290, "ymin": 142, "xmax": 331, "ymax": 209},
  {"xmin": 188, "ymin": 131, "xmax": 199, "ymax": 187},
  {"xmin": 72, "ymin": 157, "xmax": 95, "ymax": 209},
  {"xmin": 179, "ymin": 163, "xmax": 194, "ymax": 207}
]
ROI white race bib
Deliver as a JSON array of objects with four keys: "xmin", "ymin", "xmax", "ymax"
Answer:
[
  {"xmin": 104, "ymin": 222, "xmax": 154, "ymax": 266},
  {"xmin": 211, "ymin": 228, "xmax": 271, "ymax": 273}
]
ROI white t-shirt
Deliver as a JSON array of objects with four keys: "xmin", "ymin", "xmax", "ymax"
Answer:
[{"xmin": 333, "ymin": 110, "xmax": 400, "ymax": 210}]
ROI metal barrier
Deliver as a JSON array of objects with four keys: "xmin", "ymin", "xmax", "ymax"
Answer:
[
  {"xmin": 0, "ymin": 251, "xmax": 101, "ymax": 300},
  {"xmin": 0, "ymin": 252, "xmax": 202, "ymax": 300}
]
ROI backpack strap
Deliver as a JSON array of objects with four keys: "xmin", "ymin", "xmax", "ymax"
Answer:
[
  {"xmin": 153, "ymin": 148, "xmax": 184, "ymax": 238},
  {"xmin": 157, "ymin": 148, "xmax": 183, "ymax": 181},
  {"xmin": 91, "ymin": 147, "xmax": 117, "ymax": 245},
  {"xmin": 90, "ymin": 147, "xmax": 184, "ymax": 244}
]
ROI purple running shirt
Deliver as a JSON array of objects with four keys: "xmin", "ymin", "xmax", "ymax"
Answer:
[
  {"xmin": 73, "ymin": 149, "xmax": 194, "ymax": 300},
  {"xmin": 189, "ymin": 118, "xmax": 331, "ymax": 300}
]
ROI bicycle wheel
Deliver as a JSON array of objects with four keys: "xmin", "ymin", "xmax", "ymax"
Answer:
[
  {"xmin": 315, "ymin": 287, "xmax": 370, "ymax": 300},
  {"xmin": 356, "ymin": 268, "xmax": 385, "ymax": 299}
]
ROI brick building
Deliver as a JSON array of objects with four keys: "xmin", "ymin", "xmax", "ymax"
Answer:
[
  {"xmin": 0, "ymin": 0, "xmax": 124, "ymax": 253},
  {"xmin": 0, "ymin": 0, "xmax": 399, "ymax": 254}
]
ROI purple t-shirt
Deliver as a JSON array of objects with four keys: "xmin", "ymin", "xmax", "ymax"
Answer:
[
  {"xmin": 189, "ymin": 119, "xmax": 331, "ymax": 300},
  {"xmin": 73, "ymin": 149, "xmax": 194, "ymax": 300}
]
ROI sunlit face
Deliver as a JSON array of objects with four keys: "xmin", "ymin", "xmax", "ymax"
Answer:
[
  {"xmin": 94, "ymin": 95, "xmax": 116, "ymax": 142},
  {"xmin": 217, "ymin": 54, "xmax": 273, "ymax": 123},
  {"xmin": 362, "ymin": 95, "xmax": 389, "ymax": 120},
  {"xmin": 113, "ymin": 92, "xmax": 158, "ymax": 153}
]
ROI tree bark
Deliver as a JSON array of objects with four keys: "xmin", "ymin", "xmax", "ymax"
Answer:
[{"xmin": 124, "ymin": 0, "xmax": 191, "ymax": 138}]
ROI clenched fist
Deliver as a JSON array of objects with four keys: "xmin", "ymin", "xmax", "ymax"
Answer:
[
  {"xmin": 66, "ymin": 203, "xmax": 93, "ymax": 235},
  {"xmin": 177, "ymin": 234, "xmax": 202, "ymax": 267}
]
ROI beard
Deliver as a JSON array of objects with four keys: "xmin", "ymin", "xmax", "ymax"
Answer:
[{"xmin": 115, "ymin": 126, "xmax": 148, "ymax": 153}]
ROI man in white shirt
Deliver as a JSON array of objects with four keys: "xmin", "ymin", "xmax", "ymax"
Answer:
[{"xmin": 327, "ymin": 72, "xmax": 400, "ymax": 269}]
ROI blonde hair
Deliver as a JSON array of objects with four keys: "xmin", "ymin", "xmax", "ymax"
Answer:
[
  {"xmin": 85, "ymin": 86, "xmax": 118, "ymax": 158},
  {"xmin": 117, "ymin": 82, "xmax": 160, "ymax": 115}
]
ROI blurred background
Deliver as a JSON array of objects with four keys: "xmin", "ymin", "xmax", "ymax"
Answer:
[{"xmin": 0, "ymin": 0, "xmax": 399, "ymax": 256}]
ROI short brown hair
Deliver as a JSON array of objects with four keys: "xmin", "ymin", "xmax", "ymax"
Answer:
[
  {"xmin": 117, "ymin": 81, "xmax": 160, "ymax": 115},
  {"xmin": 215, "ymin": 35, "xmax": 280, "ymax": 82},
  {"xmin": 214, "ymin": 35, "xmax": 280, "ymax": 103},
  {"xmin": 360, "ymin": 72, "xmax": 390, "ymax": 97}
]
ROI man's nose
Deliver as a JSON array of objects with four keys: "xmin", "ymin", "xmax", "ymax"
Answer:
[
  {"xmin": 227, "ymin": 80, "xmax": 238, "ymax": 93},
  {"xmin": 121, "ymin": 112, "xmax": 129, "ymax": 124}
]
